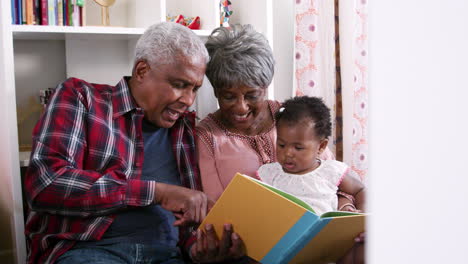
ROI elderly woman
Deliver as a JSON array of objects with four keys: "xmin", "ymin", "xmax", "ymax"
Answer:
[
  {"xmin": 196, "ymin": 24, "xmax": 364, "ymax": 264},
  {"xmin": 197, "ymin": 24, "xmax": 335, "ymax": 201}
]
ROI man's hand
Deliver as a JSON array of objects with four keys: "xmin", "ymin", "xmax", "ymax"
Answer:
[
  {"xmin": 191, "ymin": 223, "xmax": 246, "ymax": 263},
  {"xmin": 154, "ymin": 182, "xmax": 214, "ymax": 226}
]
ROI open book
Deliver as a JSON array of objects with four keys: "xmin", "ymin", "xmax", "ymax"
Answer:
[{"xmin": 198, "ymin": 173, "xmax": 365, "ymax": 264}]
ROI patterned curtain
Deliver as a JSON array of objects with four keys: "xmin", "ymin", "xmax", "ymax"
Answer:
[
  {"xmin": 294, "ymin": 0, "xmax": 368, "ymax": 180},
  {"xmin": 351, "ymin": 0, "xmax": 368, "ymax": 181},
  {"xmin": 293, "ymin": 0, "xmax": 339, "ymax": 157}
]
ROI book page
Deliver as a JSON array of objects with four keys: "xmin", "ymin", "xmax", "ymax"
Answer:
[{"xmin": 248, "ymin": 175, "xmax": 315, "ymax": 213}]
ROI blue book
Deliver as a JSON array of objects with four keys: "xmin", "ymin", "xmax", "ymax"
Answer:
[
  {"xmin": 54, "ymin": 0, "xmax": 58, "ymax": 25},
  {"xmin": 17, "ymin": 0, "xmax": 22, "ymax": 24},
  {"xmin": 11, "ymin": 0, "xmax": 16, "ymax": 24}
]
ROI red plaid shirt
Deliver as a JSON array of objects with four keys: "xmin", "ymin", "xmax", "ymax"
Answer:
[{"xmin": 24, "ymin": 77, "xmax": 201, "ymax": 263}]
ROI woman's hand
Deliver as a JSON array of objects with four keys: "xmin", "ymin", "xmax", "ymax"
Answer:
[
  {"xmin": 190, "ymin": 223, "xmax": 246, "ymax": 263},
  {"xmin": 337, "ymin": 232, "xmax": 366, "ymax": 264}
]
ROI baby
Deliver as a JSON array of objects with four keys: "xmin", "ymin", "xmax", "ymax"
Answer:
[{"xmin": 257, "ymin": 96, "xmax": 366, "ymax": 215}]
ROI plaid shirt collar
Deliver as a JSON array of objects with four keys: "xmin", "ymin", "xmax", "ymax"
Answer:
[{"xmin": 112, "ymin": 77, "xmax": 139, "ymax": 119}]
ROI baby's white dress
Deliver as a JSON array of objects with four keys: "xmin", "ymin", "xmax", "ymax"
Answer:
[{"xmin": 257, "ymin": 160, "xmax": 349, "ymax": 216}]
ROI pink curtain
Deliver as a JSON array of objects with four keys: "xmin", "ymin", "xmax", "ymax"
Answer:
[
  {"xmin": 351, "ymin": 0, "xmax": 368, "ymax": 181},
  {"xmin": 294, "ymin": 0, "xmax": 368, "ymax": 180},
  {"xmin": 294, "ymin": 0, "xmax": 338, "ymax": 156}
]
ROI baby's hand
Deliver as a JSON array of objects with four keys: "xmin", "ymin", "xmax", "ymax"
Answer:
[
  {"xmin": 339, "ymin": 203, "xmax": 362, "ymax": 213},
  {"xmin": 340, "ymin": 204, "xmax": 357, "ymax": 212},
  {"xmin": 354, "ymin": 232, "xmax": 366, "ymax": 243}
]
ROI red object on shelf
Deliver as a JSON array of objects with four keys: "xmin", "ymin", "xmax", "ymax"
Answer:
[
  {"xmin": 175, "ymin": 14, "xmax": 185, "ymax": 25},
  {"xmin": 187, "ymin": 16, "xmax": 200, "ymax": 30}
]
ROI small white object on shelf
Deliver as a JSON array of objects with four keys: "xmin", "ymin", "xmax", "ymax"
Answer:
[{"xmin": 19, "ymin": 151, "xmax": 31, "ymax": 167}]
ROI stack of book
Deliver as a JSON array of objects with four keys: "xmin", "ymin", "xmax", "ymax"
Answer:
[{"xmin": 11, "ymin": 0, "xmax": 86, "ymax": 26}]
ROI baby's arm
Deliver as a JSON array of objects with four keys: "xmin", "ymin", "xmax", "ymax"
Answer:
[
  {"xmin": 338, "ymin": 170, "xmax": 366, "ymax": 212},
  {"xmin": 338, "ymin": 195, "xmax": 356, "ymax": 212}
]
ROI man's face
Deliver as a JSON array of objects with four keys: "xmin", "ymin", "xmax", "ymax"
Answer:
[{"xmin": 132, "ymin": 55, "xmax": 206, "ymax": 128}]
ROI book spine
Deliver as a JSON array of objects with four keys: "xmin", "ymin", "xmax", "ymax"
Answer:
[
  {"xmin": 282, "ymin": 218, "xmax": 329, "ymax": 264},
  {"xmin": 11, "ymin": 0, "xmax": 16, "ymax": 24},
  {"xmin": 40, "ymin": 0, "xmax": 47, "ymax": 25},
  {"xmin": 78, "ymin": 6, "xmax": 83, "ymax": 26},
  {"xmin": 62, "ymin": 0, "xmax": 67, "ymax": 26},
  {"xmin": 68, "ymin": 0, "xmax": 72, "ymax": 26},
  {"xmin": 54, "ymin": 0, "xmax": 58, "ymax": 25},
  {"xmin": 80, "ymin": 1, "xmax": 85, "ymax": 26},
  {"xmin": 22, "ymin": 0, "xmax": 26, "ymax": 24},
  {"xmin": 47, "ymin": 0, "xmax": 54, "ymax": 25},
  {"xmin": 76, "ymin": 0, "xmax": 84, "ymax": 26},
  {"xmin": 16, "ymin": 0, "xmax": 23, "ymax": 25},
  {"xmin": 57, "ymin": 0, "xmax": 63, "ymax": 26},
  {"xmin": 33, "ymin": 0, "xmax": 40, "ymax": 25},
  {"xmin": 15, "ymin": 0, "xmax": 21, "ymax": 24},
  {"xmin": 72, "ymin": 0, "xmax": 79, "ymax": 27},
  {"xmin": 25, "ymin": 0, "xmax": 33, "ymax": 25},
  {"xmin": 261, "ymin": 212, "xmax": 322, "ymax": 264}
]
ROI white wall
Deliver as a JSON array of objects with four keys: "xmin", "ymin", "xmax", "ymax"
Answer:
[
  {"xmin": 368, "ymin": 0, "xmax": 468, "ymax": 263},
  {"xmin": 272, "ymin": 0, "xmax": 294, "ymax": 102}
]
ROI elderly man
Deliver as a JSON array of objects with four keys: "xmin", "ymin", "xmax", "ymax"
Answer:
[{"xmin": 24, "ymin": 22, "xmax": 243, "ymax": 264}]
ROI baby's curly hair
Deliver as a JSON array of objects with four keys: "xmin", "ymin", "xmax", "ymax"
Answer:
[{"xmin": 275, "ymin": 96, "xmax": 332, "ymax": 139}]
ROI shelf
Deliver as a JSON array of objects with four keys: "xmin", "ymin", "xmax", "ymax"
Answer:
[{"xmin": 11, "ymin": 25, "xmax": 212, "ymax": 40}]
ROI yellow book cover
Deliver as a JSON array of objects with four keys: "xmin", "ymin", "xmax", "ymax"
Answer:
[{"xmin": 199, "ymin": 173, "xmax": 365, "ymax": 264}]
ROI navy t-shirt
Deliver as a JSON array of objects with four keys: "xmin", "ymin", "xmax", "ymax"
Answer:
[{"xmin": 91, "ymin": 118, "xmax": 181, "ymax": 246}]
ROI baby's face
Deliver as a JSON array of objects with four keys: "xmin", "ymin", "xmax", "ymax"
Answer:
[{"xmin": 276, "ymin": 120, "xmax": 326, "ymax": 175}]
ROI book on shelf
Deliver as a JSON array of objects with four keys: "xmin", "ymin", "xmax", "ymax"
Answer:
[
  {"xmin": 11, "ymin": 0, "xmax": 85, "ymax": 26},
  {"xmin": 22, "ymin": 0, "xmax": 27, "ymax": 24},
  {"xmin": 11, "ymin": 0, "xmax": 16, "ymax": 24},
  {"xmin": 47, "ymin": 0, "xmax": 54, "ymax": 25},
  {"xmin": 33, "ymin": 0, "xmax": 41, "ymax": 25},
  {"xmin": 25, "ymin": 0, "xmax": 33, "ymax": 25},
  {"xmin": 40, "ymin": 0, "xmax": 48, "ymax": 25},
  {"xmin": 17, "ymin": 0, "xmax": 23, "ymax": 25},
  {"xmin": 198, "ymin": 173, "xmax": 366, "ymax": 264},
  {"xmin": 57, "ymin": 0, "xmax": 63, "ymax": 26}
]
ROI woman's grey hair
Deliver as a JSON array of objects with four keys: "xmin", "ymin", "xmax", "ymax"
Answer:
[
  {"xmin": 134, "ymin": 22, "xmax": 209, "ymax": 67},
  {"xmin": 205, "ymin": 24, "xmax": 275, "ymax": 92}
]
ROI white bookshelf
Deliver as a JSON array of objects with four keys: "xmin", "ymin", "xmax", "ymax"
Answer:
[
  {"xmin": 0, "ymin": 0, "xmax": 279, "ymax": 263},
  {"xmin": 12, "ymin": 25, "xmax": 146, "ymax": 39},
  {"xmin": 11, "ymin": 24, "xmax": 213, "ymax": 39}
]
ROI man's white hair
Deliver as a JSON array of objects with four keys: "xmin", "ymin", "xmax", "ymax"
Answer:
[{"xmin": 134, "ymin": 22, "xmax": 209, "ymax": 67}]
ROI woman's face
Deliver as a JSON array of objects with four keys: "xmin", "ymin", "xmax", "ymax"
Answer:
[{"xmin": 216, "ymin": 85, "xmax": 268, "ymax": 133}]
